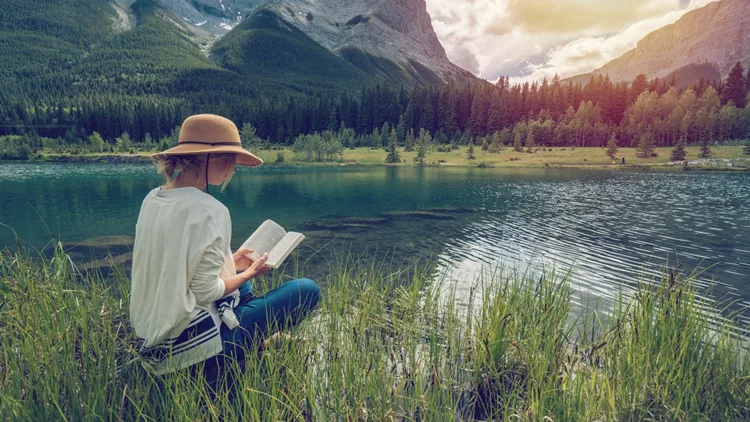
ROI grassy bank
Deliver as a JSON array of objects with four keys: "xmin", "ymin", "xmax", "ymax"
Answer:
[
  {"xmin": 31, "ymin": 146, "xmax": 750, "ymax": 169},
  {"xmin": 1, "ymin": 245, "xmax": 748, "ymax": 420}
]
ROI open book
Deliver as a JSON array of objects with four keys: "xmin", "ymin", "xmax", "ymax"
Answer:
[{"xmin": 240, "ymin": 220, "xmax": 305, "ymax": 269}]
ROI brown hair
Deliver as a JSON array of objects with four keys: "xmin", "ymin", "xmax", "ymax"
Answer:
[{"xmin": 154, "ymin": 153, "xmax": 237, "ymax": 192}]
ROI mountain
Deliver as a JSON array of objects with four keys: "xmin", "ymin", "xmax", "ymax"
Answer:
[
  {"xmin": 0, "ymin": 0, "xmax": 474, "ymax": 107},
  {"xmin": 158, "ymin": 0, "xmax": 475, "ymax": 86},
  {"xmin": 572, "ymin": 0, "xmax": 749, "ymax": 85}
]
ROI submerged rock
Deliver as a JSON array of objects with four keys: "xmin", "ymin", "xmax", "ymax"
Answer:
[
  {"xmin": 422, "ymin": 207, "xmax": 477, "ymax": 214},
  {"xmin": 381, "ymin": 210, "xmax": 456, "ymax": 220},
  {"xmin": 298, "ymin": 222, "xmax": 375, "ymax": 232}
]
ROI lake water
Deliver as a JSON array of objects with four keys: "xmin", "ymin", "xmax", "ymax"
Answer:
[{"xmin": 1, "ymin": 163, "xmax": 749, "ymax": 325}]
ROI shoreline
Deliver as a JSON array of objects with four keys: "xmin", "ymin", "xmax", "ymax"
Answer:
[{"xmin": 3, "ymin": 146, "xmax": 748, "ymax": 172}]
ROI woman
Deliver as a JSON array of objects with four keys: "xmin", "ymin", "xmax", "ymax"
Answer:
[{"xmin": 129, "ymin": 114, "xmax": 320, "ymax": 375}]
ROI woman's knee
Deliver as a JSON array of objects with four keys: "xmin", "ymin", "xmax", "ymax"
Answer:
[{"xmin": 290, "ymin": 278, "xmax": 320, "ymax": 306}]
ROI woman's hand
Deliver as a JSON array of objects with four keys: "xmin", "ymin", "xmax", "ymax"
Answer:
[
  {"xmin": 223, "ymin": 252, "xmax": 272, "ymax": 295},
  {"xmin": 240, "ymin": 252, "xmax": 272, "ymax": 280},
  {"xmin": 233, "ymin": 248, "xmax": 256, "ymax": 271}
]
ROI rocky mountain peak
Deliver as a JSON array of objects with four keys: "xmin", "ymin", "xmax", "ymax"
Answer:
[{"xmin": 154, "ymin": 0, "xmax": 474, "ymax": 86}]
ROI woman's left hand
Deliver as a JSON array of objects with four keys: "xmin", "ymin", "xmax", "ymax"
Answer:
[{"xmin": 233, "ymin": 248, "xmax": 256, "ymax": 271}]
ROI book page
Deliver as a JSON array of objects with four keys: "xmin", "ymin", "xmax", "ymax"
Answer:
[
  {"xmin": 241, "ymin": 220, "xmax": 287, "ymax": 261},
  {"xmin": 266, "ymin": 232, "xmax": 306, "ymax": 268}
]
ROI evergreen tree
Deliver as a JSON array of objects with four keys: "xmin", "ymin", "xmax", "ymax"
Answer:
[
  {"xmin": 376, "ymin": 122, "xmax": 387, "ymax": 147},
  {"xmin": 606, "ymin": 133, "xmax": 619, "ymax": 160},
  {"xmin": 481, "ymin": 137, "xmax": 489, "ymax": 152},
  {"xmin": 467, "ymin": 141, "xmax": 476, "ymax": 160},
  {"xmin": 404, "ymin": 129, "xmax": 415, "ymax": 152},
  {"xmin": 385, "ymin": 128, "xmax": 400, "ymax": 163},
  {"xmin": 699, "ymin": 137, "xmax": 712, "ymax": 159},
  {"xmin": 469, "ymin": 92, "xmax": 486, "ymax": 135},
  {"xmin": 631, "ymin": 73, "xmax": 649, "ymax": 103},
  {"xmin": 416, "ymin": 128, "xmax": 431, "ymax": 165},
  {"xmin": 513, "ymin": 131, "xmax": 523, "ymax": 152},
  {"xmin": 327, "ymin": 107, "xmax": 338, "ymax": 131},
  {"xmin": 721, "ymin": 62, "xmax": 746, "ymax": 108},
  {"xmin": 489, "ymin": 132, "xmax": 503, "ymax": 153},
  {"xmin": 743, "ymin": 141, "xmax": 750, "ymax": 155},
  {"xmin": 670, "ymin": 137, "xmax": 687, "ymax": 161},
  {"xmin": 637, "ymin": 131, "xmax": 656, "ymax": 158},
  {"xmin": 241, "ymin": 123, "xmax": 262, "ymax": 150},
  {"xmin": 525, "ymin": 130, "xmax": 536, "ymax": 153},
  {"xmin": 396, "ymin": 115, "xmax": 406, "ymax": 143}
]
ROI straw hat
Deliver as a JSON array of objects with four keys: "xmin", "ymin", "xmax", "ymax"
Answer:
[{"xmin": 152, "ymin": 114, "xmax": 263, "ymax": 167}]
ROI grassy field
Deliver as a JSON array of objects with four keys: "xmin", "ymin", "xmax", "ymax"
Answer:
[
  {"xmin": 39, "ymin": 146, "xmax": 749, "ymax": 169},
  {"xmin": 317, "ymin": 145, "xmax": 748, "ymax": 168},
  {"xmin": 1, "ymin": 244, "xmax": 748, "ymax": 420}
]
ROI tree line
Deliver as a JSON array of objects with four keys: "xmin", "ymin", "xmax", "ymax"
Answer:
[{"xmin": 2, "ymin": 62, "xmax": 750, "ymax": 161}]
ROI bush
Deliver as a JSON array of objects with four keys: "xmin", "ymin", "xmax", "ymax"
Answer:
[{"xmin": 275, "ymin": 152, "xmax": 285, "ymax": 163}]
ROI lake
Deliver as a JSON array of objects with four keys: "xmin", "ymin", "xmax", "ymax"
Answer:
[{"xmin": 1, "ymin": 162, "xmax": 749, "ymax": 324}]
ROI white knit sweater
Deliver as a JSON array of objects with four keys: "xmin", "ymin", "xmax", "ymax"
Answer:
[{"xmin": 130, "ymin": 186, "xmax": 238, "ymax": 374}]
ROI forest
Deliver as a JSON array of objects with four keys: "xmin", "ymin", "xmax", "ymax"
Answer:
[{"xmin": 2, "ymin": 61, "xmax": 750, "ymax": 160}]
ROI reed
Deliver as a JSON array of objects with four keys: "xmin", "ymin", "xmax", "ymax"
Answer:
[{"xmin": 0, "ymin": 244, "xmax": 747, "ymax": 421}]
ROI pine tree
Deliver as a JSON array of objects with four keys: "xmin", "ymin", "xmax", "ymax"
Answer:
[
  {"xmin": 489, "ymin": 132, "xmax": 503, "ymax": 153},
  {"xmin": 481, "ymin": 137, "xmax": 489, "ymax": 152},
  {"xmin": 467, "ymin": 141, "xmax": 476, "ymax": 160},
  {"xmin": 241, "ymin": 123, "xmax": 262, "ymax": 150},
  {"xmin": 631, "ymin": 73, "xmax": 649, "ymax": 102},
  {"xmin": 380, "ymin": 122, "xmax": 390, "ymax": 147},
  {"xmin": 670, "ymin": 137, "xmax": 687, "ymax": 161},
  {"xmin": 405, "ymin": 129, "xmax": 415, "ymax": 152},
  {"xmin": 699, "ymin": 138, "xmax": 712, "ymax": 159},
  {"xmin": 606, "ymin": 133, "xmax": 619, "ymax": 160},
  {"xmin": 513, "ymin": 131, "xmax": 523, "ymax": 152},
  {"xmin": 327, "ymin": 107, "xmax": 338, "ymax": 131},
  {"xmin": 525, "ymin": 130, "xmax": 536, "ymax": 153},
  {"xmin": 637, "ymin": 131, "xmax": 656, "ymax": 158},
  {"xmin": 416, "ymin": 128, "xmax": 432, "ymax": 165},
  {"xmin": 396, "ymin": 115, "xmax": 406, "ymax": 143},
  {"xmin": 721, "ymin": 62, "xmax": 746, "ymax": 108},
  {"xmin": 743, "ymin": 141, "xmax": 750, "ymax": 155},
  {"xmin": 385, "ymin": 128, "xmax": 400, "ymax": 163}
]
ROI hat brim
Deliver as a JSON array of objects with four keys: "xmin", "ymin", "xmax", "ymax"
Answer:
[{"xmin": 152, "ymin": 143, "xmax": 263, "ymax": 167}]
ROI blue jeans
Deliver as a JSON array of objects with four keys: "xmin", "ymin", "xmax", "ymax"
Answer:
[{"xmin": 219, "ymin": 278, "xmax": 320, "ymax": 358}]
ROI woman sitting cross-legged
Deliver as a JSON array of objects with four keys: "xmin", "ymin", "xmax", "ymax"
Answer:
[{"xmin": 129, "ymin": 114, "xmax": 320, "ymax": 376}]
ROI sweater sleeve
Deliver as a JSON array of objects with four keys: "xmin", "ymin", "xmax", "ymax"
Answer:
[{"xmin": 189, "ymin": 220, "xmax": 228, "ymax": 305}]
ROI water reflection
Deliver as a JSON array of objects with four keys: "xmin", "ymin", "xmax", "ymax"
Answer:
[{"xmin": 1, "ymin": 163, "xmax": 748, "ymax": 327}]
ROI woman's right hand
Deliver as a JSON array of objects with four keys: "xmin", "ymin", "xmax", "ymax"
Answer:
[
  {"xmin": 242, "ymin": 252, "xmax": 272, "ymax": 280},
  {"xmin": 223, "ymin": 252, "xmax": 272, "ymax": 295}
]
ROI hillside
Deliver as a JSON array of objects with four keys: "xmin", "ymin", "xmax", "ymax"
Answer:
[
  {"xmin": 0, "ymin": 0, "xmax": 474, "ymax": 109},
  {"xmin": 591, "ymin": 0, "xmax": 750, "ymax": 83},
  {"xmin": 158, "ymin": 0, "xmax": 475, "ymax": 86}
]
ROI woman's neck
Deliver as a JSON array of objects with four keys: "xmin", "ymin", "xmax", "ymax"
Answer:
[{"xmin": 163, "ymin": 172, "xmax": 206, "ymax": 191}]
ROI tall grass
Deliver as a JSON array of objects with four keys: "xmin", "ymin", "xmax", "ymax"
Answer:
[{"xmin": 0, "ymin": 244, "xmax": 748, "ymax": 421}]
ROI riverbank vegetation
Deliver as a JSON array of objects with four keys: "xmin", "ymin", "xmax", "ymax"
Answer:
[
  {"xmin": 1, "ymin": 244, "xmax": 748, "ymax": 420},
  {"xmin": 8, "ymin": 143, "xmax": 747, "ymax": 169}
]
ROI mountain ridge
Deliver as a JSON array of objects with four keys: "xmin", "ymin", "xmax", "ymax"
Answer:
[
  {"xmin": 566, "ymin": 0, "xmax": 749, "ymax": 85},
  {"xmin": 156, "ymin": 0, "xmax": 475, "ymax": 86}
]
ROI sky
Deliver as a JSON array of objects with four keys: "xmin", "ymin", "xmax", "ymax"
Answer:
[{"xmin": 425, "ymin": 0, "xmax": 715, "ymax": 83}]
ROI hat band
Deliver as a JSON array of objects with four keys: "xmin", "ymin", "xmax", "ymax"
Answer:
[{"xmin": 180, "ymin": 141, "xmax": 240, "ymax": 146}]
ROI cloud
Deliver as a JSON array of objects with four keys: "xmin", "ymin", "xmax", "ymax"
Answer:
[
  {"xmin": 506, "ymin": 0, "xmax": 679, "ymax": 33},
  {"xmin": 425, "ymin": 0, "xmax": 713, "ymax": 81},
  {"xmin": 512, "ymin": 8, "xmax": 694, "ymax": 83}
]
